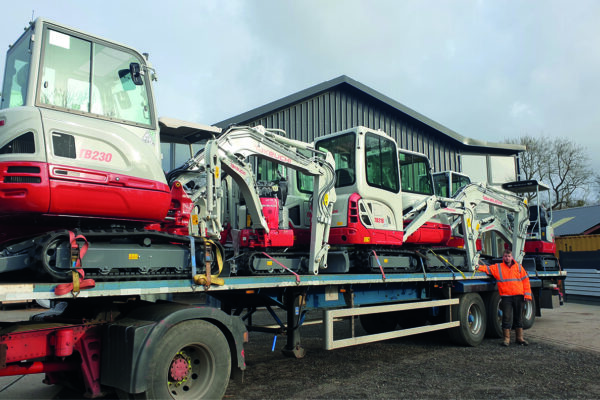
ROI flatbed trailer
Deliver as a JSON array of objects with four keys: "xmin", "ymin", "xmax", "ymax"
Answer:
[{"xmin": 0, "ymin": 269, "xmax": 565, "ymax": 399}]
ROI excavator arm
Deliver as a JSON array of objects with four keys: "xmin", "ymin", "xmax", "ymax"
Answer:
[
  {"xmin": 403, "ymin": 182, "xmax": 529, "ymax": 269},
  {"xmin": 169, "ymin": 125, "xmax": 337, "ymax": 275}
]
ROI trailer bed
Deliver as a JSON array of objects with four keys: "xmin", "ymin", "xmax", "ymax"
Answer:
[{"xmin": 0, "ymin": 270, "xmax": 566, "ymax": 302}]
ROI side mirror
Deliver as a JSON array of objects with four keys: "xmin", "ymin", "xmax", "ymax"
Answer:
[
  {"xmin": 129, "ymin": 63, "xmax": 144, "ymax": 85},
  {"xmin": 118, "ymin": 63, "xmax": 144, "ymax": 91}
]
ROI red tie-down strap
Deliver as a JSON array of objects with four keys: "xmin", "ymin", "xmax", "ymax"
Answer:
[{"xmin": 54, "ymin": 231, "xmax": 96, "ymax": 296}]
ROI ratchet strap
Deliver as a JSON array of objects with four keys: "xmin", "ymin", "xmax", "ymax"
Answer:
[
  {"xmin": 193, "ymin": 239, "xmax": 225, "ymax": 288},
  {"xmin": 54, "ymin": 231, "xmax": 96, "ymax": 296},
  {"xmin": 371, "ymin": 250, "xmax": 387, "ymax": 281}
]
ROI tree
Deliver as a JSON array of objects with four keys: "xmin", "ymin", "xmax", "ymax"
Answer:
[
  {"xmin": 593, "ymin": 174, "xmax": 600, "ymax": 205},
  {"xmin": 506, "ymin": 135, "xmax": 594, "ymax": 210}
]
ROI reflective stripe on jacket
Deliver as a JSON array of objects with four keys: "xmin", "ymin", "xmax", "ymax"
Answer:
[{"xmin": 478, "ymin": 261, "xmax": 533, "ymax": 301}]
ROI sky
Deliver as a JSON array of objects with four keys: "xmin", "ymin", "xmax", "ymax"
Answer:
[{"xmin": 2, "ymin": 0, "xmax": 600, "ymax": 174}]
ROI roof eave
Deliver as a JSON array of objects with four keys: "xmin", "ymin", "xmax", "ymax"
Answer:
[{"xmin": 215, "ymin": 75, "xmax": 525, "ymax": 152}]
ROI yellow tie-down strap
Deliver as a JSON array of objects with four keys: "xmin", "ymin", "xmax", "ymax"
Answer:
[{"xmin": 193, "ymin": 239, "xmax": 225, "ymax": 287}]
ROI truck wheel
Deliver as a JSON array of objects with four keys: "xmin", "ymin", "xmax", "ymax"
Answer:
[
  {"xmin": 484, "ymin": 291, "xmax": 503, "ymax": 338},
  {"xmin": 448, "ymin": 293, "xmax": 486, "ymax": 346},
  {"xmin": 142, "ymin": 320, "xmax": 231, "ymax": 399},
  {"xmin": 359, "ymin": 312, "xmax": 398, "ymax": 334},
  {"xmin": 522, "ymin": 295, "xmax": 536, "ymax": 330}
]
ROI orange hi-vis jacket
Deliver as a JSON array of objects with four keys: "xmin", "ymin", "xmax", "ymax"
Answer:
[{"xmin": 478, "ymin": 261, "xmax": 532, "ymax": 301}]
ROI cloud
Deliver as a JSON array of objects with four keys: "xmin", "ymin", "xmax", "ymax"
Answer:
[{"xmin": 510, "ymin": 101, "xmax": 534, "ymax": 119}]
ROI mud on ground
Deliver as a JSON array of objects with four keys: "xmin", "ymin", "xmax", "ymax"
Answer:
[{"xmin": 224, "ymin": 316, "xmax": 600, "ymax": 399}]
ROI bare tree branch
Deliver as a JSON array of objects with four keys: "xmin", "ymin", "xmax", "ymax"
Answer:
[{"xmin": 506, "ymin": 135, "xmax": 592, "ymax": 209}]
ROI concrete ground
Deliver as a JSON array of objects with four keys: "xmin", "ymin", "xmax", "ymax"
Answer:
[
  {"xmin": 526, "ymin": 301, "xmax": 600, "ymax": 353},
  {"xmin": 0, "ymin": 301, "xmax": 598, "ymax": 399}
]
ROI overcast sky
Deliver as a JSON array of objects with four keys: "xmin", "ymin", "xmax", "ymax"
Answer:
[{"xmin": 2, "ymin": 1, "xmax": 600, "ymax": 173}]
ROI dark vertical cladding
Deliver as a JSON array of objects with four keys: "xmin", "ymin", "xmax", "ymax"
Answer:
[
  {"xmin": 217, "ymin": 78, "xmax": 522, "ymax": 173},
  {"xmin": 233, "ymin": 86, "xmax": 460, "ymax": 172}
]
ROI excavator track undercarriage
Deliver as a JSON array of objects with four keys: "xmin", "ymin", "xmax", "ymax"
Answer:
[{"xmin": 9, "ymin": 229, "xmax": 224, "ymax": 282}]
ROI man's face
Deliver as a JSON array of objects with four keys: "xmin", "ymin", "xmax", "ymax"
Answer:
[{"xmin": 503, "ymin": 252, "xmax": 514, "ymax": 265}]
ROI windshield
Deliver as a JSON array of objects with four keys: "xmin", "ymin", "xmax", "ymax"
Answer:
[
  {"xmin": 38, "ymin": 28, "xmax": 152, "ymax": 126},
  {"xmin": 1, "ymin": 29, "xmax": 32, "ymax": 108}
]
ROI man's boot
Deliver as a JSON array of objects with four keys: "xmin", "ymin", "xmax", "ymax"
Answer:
[
  {"xmin": 516, "ymin": 328, "xmax": 529, "ymax": 346},
  {"xmin": 502, "ymin": 328, "xmax": 511, "ymax": 347}
]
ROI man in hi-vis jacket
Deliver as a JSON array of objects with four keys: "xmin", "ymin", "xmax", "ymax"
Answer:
[{"xmin": 478, "ymin": 249, "xmax": 532, "ymax": 346}]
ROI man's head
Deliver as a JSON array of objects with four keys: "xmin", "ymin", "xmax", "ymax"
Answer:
[{"xmin": 502, "ymin": 249, "xmax": 514, "ymax": 265}]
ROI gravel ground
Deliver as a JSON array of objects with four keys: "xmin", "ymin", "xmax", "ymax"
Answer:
[{"xmin": 223, "ymin": 315, "xmax": 600, "ymax": 399}]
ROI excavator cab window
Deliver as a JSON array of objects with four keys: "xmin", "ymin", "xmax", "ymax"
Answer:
[
  {"xmin": 297, "ymin": 171, "xmax": 313, "ymax": 193},
  {"xmin": 38, "ymin": 27, "xmax": 152, "ymax": 127},
  {"xmin": 433, "ymin": 171, "xmax": 471, "ymax": 198},
  {"xmin": 256, "ymin": 159, "xmax": 286, "ymax": 183},
  {"xmin": 452, "ymin": 173, "xmax": 471, "ymax": 196},
  {"xmin": 299, "ymin": 133, "xmax": 356, "ymax": 193},
  {"xmin": 1, "ymin": 28, "xmax": 32, "ymax": 108},
  {"xmin": 399, "ymin": 151, "xmax": 433, "ymax": 195},
  {"xmin": 315, "ymin": 133, "xmax": 356, "ymax": 189},
  {"xmin": 433, "ymin": 172, "xmax": 449, "ymax": 197},
  {"xmin": 365, "ymin": 133, "xmax": 399, "ymax": 193}
]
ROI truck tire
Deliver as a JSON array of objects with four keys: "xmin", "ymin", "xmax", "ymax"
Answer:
[
  {"xmin": 522, "ymin": 295, "xmax": 536, "ymax": 330},
  {"xmin": 140, "ymin": 320, "xmax": 231, "ymax": 399},
  {"xmin": 359, "ymin": 312, "xmax": 398, "ymax": 334},
  {"xmin": 484, "ymin": 291, "xmax": 503, "ymax": 338},
  {"xmin": 448, "ymin": 293, "xmax": 486, "ymax": 347}
]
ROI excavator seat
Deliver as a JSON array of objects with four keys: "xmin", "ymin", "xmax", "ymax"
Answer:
[{"xmin": 528, "ymin": 205, "xmax": 548, "ymax": 231}]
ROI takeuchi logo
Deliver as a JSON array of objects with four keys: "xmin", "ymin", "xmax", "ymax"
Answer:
[
  {"xmin": 482, "ymin": 195, "xmax": 502, "ymax": 205},
  {"xmin": 229, "ymin": 162, "xmax": 247, "ymax": 176},
  {"xmin": 254, "ymin": 145, "xmax": 293, "ymax": 164}
]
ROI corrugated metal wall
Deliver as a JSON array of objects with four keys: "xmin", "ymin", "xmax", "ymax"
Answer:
[
  {"xmin": 556, "ymin": 235, "xmax": 600, "ymax": 300},
  {"xmin": 556, "ymin": 234, "xmax": 600, "ymax": 254},
  {"xmin": 243, "ymin": 87, "xmax": 460, "ymax": 172}
]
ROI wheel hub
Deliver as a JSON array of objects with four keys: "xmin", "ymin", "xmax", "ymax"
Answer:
[{"xmin": 169, "ymin": 353, "xmax": 190, "ymax": 383}]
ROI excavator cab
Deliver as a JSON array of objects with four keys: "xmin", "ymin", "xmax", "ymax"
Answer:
[
  {"xmin": 501, "ymin": 179, "xmax": 559, "ymax": 272},
  {"xmin": 502, "ymin": 180, "xmax": 556, "ymax": 256},
  {"xmin": 312, "ymin": 127, "xmax": 452, "ymax": 248},
  {"xmin": 315, "ymin": 126, "xmax": 404, "ymax": 247},
  {"xmin": 0, "ymin": 18, "xmax": 171, "ymax": 244}
]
